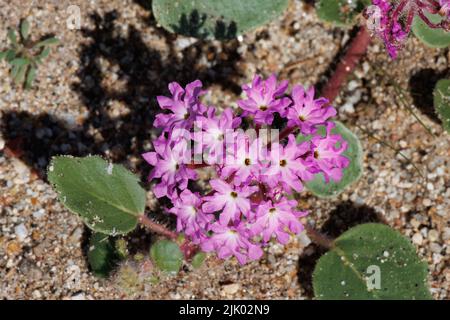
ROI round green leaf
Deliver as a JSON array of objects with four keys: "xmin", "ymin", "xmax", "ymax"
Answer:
[
  {"xmin": 88, "ymin": 233, "xmax": 119, "ymax": 278},
  {"xmin": 48, "ymin": 156, "xmax": 145, "ymax": 235},
  {"xmin": 316, "ymin": 0, "xmax": 370, "ymax": 27},
  {"xmin": 313, "ymin": 223, "xmax": 432, "ymax": 300},
  {"xmin": 302, "ymin": 121, "xmax": 363, "ymax": 198},
  {"xmin": 412, "ymin": 13, "xmax": 450, "ymax": 48},
  {"xmin": 152, "ymin": 0, "xmax": 289, "ymax": 40},
  {"xmin": 150, "ymin": 240, "xmax": 183, "ymax": 273},
  {"xmin": 191, "ymin": 252, "xmax": 207, "ymax": 269},
  {"xmin": 433, "ymin": 79, "xmax": 450, "ymax": 133}
]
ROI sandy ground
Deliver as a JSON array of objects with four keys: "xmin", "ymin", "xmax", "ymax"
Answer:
[{"xmin": 0, "ymin": 0, "xmax": 449, "ymax": 299}]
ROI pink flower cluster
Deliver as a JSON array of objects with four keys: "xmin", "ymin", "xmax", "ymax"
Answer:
[
  {"xmin": 366, "ymin": 0, "xmax": 450, "ymax": 58},
  {"xmin": 143, "ymin": 75, "xmax": 349, "ymax": 264}
]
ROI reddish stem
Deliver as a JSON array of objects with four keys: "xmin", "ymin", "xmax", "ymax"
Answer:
[
  {"xmin": 304, "ymin": 224, "xmax": 334, "ymax": 250},
  {"xmin": 186, "ymin": 163, "xmax": 210, "ymax": 169},
  {"xmin": 278, "ymin": 126, "xmax": 296, "ymax": 142},
  {"xmin": 320, "ymin": 26, "xmax": 372, "ymax": 103},
  {"xmin": 138, "ymin": 215, "xmax": 178, "ymax": 240},
  {"xmin": 139, "ymin": 215, "xmax": 200, "ymax": 259},
  {"xmin": 180, "ymin": 240, "xmax": 198, "ymax": 260}
]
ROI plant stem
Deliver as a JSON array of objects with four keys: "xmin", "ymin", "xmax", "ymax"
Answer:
[
  {"xmin": 321, "ymin": 26, "xmax": 371, "ymax": 102},
  {"xmin": 186, "ymin": 163, "xmax": 210, "ymax": 169},
  {"xmin": 138, "ymin": 214, "xmax": 178, "ymax": 240},
  {"xmin": 139, "ymin": 214, "xmax": 199, "ymax": 259},
  {"xmin": 180, "ymin": 240, "xmax": 198, "ymax": 260},
  {"xmin": 304, "ymin": 223, "xmax": 334, "ymax": 250}
]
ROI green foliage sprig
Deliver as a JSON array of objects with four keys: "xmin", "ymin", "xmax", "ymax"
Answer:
[{"xmin": 0, "ymin": 19, "xmax": 58, "ymax": 89}]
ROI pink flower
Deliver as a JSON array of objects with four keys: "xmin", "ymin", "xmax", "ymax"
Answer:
[
  {"xmin": 202, "ymin": 179, "xmax": 258, "ymax": 225},
  {"xmin": 142, "ymin": 138, "xmax": 196, "ymax": 199},
  {"xmin": 286, "ymin": 85, "xmax": 336, "ymax": 135},
  {"xmin": 250, "ymin": 198, "xmax": 308, "ymax": 244},
  {"xmin": 194, "ymin": 108, "xmax": 241, "ymax": 164},
  {"xmin": 311, "ymin": 122, "xmax": 350, "ymax": 183},
  {"xmin": 262, "ymin": 135, "xmax": 316, "ymax": 192},
  {"xmin": 154, "ymin": 80, "xmax": 205, "ymax": 132},
  {"xmin": 169, "ymin": 189, "xmax": 212, "ymax": 243},
  {"xmin": 238, "ymin": 74, "xmax": 291, "ymax": 125},
  {"xmin": 221, "ymin": 135, "xmax": 266, "ymax": 185},
  {"xmin": 201, "ymin": 223, "xmax": 263, "ymax": 264},
  {"xmin": 440, "ymin": 0, "xmax": 450, "ymax": 17}
]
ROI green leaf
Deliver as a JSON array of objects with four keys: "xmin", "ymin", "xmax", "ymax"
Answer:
[
  {"xmin": 20, "ymin": 19, "xmax": 30, "ymax": 40},
  {"xmin": 152, "ymin": 0, "xmax": 289, "ymax": 40},
  {"xmin": 36, "ymin": 47, "xmax": 51, "ymax": 62},
  {"xmin": 7, "ymin": 29, "xmax": 17, "ymax": 45},
  {"xmin": 10, "ymin": 59, "xmax": 30, "ymax": 85},
  {"xmin": 150, "ymin": 240, "xmax": 183, "ymax": 273},
  {"xmin": 5, "ymin": 49, "xmax": 16, "ymax": 62},
  {"xmin": 34, "ymin": 37, "xmax": 59, "ymax": 48},
  {"xmin": 88, "ymin": 233, "xmax": 119, "ymax": 278},
  {"xmin": 412, "ymin": 13, "xmax": 450, "ymax": 48},
  {"xmin": 48, "ymin": 156, "xmax": 146, "ymax": 236},
  {"xmin": 313, "ymin": 223, "xmax": 432, "ymax": 300},
  {"xmin": 316, "ymin": 0, "xmax": 370, "ymax": 26},
  {"xmin": 10, "ymin": 57, "xmax": 30, "ymax": 67},
  {"xmin": 25, "ymin": 66, "xmax": 36, "ymax": 89},
  {"xmin": 11, "ymin": 64, "xmax": 20, "ymax": 79},
  {"xmin": 14, "ymin": 64, "xmax": 28, "ymax": 85},
  {"xmin": 299, "ymin": 121, "xmax": 363, "ymax": 198},
  {"xmin": 191, "ymin": 252, "xmax": 206, "ymax": 269},
  {"xmin": 0, "ymin": 51, "xmax": 7, "ymax": 60},
  {"xmin": 433, "ymin": 79, "xmax": 450, "ymax": 133}
]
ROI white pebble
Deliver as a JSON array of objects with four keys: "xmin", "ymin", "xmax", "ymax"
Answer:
[
  {"xmin": 71, "ymin": 293, "xmax": 86, "ymax": 300},
  {"xmin": 341, "ymin": 102, "xmax": 355, "ymax": 114},
  {"xmin": 32, "ymin": 209, "xmax": 46, "ymax": 219},
  {"xmin": 347, "ymin": 80, "xmax": 359, "ymax": 91},
  {"xmin": 412, "ymin": 233, "xmax": 423, "ymax": 245},
  {"xmin": 298, "ymin": 231, "xmax": 312, "ymax": 246},
  {"xmin": 222, "ymin": 283, "xmax": 240, "ymax": 295},
  {"xmin": 442, "ymin": 228, "xmax": 450, "ymax": 241},
  {"xmin": 428, "ymin": 229, "xmax": 439, "ymax": 242},
  {"xmin": 15, "ymin": 223, "xmax": 28, "ymax": 242}
]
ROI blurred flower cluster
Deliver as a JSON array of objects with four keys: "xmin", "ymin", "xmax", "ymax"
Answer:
[{"xmin": 366, "ymin": 0, "xmax": 450, "ymax": 58}]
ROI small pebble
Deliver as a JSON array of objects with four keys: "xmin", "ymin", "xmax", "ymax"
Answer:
[
  {"xmin": 428, "ymin": 230, "xmax": 439, "ymax": 242},
  {"xmin": 32, "ymin": 290, "xmax": 42, "ymax": 299},
  {"xmin": 32, "ymin": 209, "xmax": 46, "ymax": 219},
  {"xmin": 430, "ymin": 243, "xmax": 442, "ymax": 254},
  {"xmin": 222, "ymin": 283, "xmax": 240, "ymax": 295},
  {"xmin": 412, "ymin": 233, "xmax": 423, "ymax": 245},
  {"xmin": 14, "ymin": 224, "xmax": 28, "ymax": 242},
  {"xmin": 442, "ymin": 228, "xmax": 450, "ymax": 241},
  {"xmin": 71, "ymin": 293, "xmax": 86, "ymax": 300}
]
